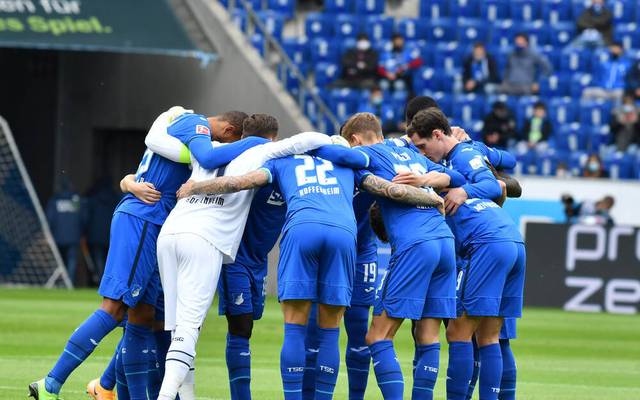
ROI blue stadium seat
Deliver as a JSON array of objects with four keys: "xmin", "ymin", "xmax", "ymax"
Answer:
[
  {"xmin": 256, "ymin": 10, "xmax": 285, "ymax": 40},
  {"xmin": 570, "ymin": 73, "xmax": 593, "ymax": 97},
  {"xmin": 413, "ymin": 67, "xmax": 441, "ymax": 92},
  {"xmin": 268, "ymin": 0, "xmax": 296, "ymax": 19},
  {"xmin": 542, "ymin": 0, "xmax": 573, "ymax": 23},
  {"xmin": 588, "ymin": 125, "xmax": 612, "ymax": 153},
  {"xmin": 571, "ymin": 0, "xmax": 587, "ymax": 22},
  {"xmin": 548, "ymin": 97, "xmax": 578, "ymax": 127},
  {"xmin": 226, "ymin": 0, "xmax": 262, "ymax": 10},
  {"xmin": 604, "ymin": 152, "xmax": 635, "ymax": 179},
  {"xmin": 509, "ymin": 0, "xmax": 541, "ymax": 22},
  {"xmin": 539, "ymin": 45, "xmax": 563, "ymax": 70},
  {"xmin": 416, "ymin": 90, "xmax": 454, "ymax": 117},
  {"xmin": 365, "ymin": 15, "xmax": 394, "ymax": 42},
  {"xmin": 614, "ymin": 23, "xmax": 640, "ymax": 50},
  {"xmin": 250, "ymin": 32, "xmax": 265, "ymax": 56},
  {"xmin": 324, "ymin": 0, "xmax": 355, "ymax": 14},
  {"xmin": 515, "ymin": 96, "xmax": 541, "ymax": 129},
  {"xmin": 560, "ymin": 48, "xmax": 590, "ymax": 72},
  {"xmin": 458, "ymin": 18, "xmax": 490, "ymax": 43},
  {"xmin": 568, "ymin": 150, "xmax": 588, "ymax": 176},
  {"xmin": 420, "ymin": 0, "xmax": 449, "ymax": 18},
  {"xmin": 310, "ymin": 38, "xmax": 340, "ymax": 64},
  {"xmin": 515, "ymin": 150, "xmax": 537, "ymax": 175},
  {"xmin": 336, "ymin": 37, "xmax": 357, "ymax": 56},
  {"xmin": 314, "ymin": 62, "xmax": 340, "ymax": 86},
  {"xmin": 539, "ymin": 72, "xmax": 572, "ymax": 97},
  {"xmin": 466, "ymin": 119, "xmax": 485, "ymax": 141},
  {"xmin": 425, "ymin": 18, "xmax": 458, "ymax": 42},
  {"xmin": 590, "ymin": 48, "xmax": 611, "ymax": 74},
  {"xmin": 449, "ymin": 0, "xmax": 481, "ymax": 18},
  {"xmin": 305, "ymin": 13, "xmax": 334, "ymax": 38},
  {"xmin": 536, "ymin": 149, "xmax": 559, "ymax": 176},
  {"xmin": 230, "ymin": 9, "xmax": 248, "ymax": 32},
  {"xmin": 279, "ymin": 64, "xmax": 302, "ymax": 97},
  {"xmin": 610, "ymin": 0, "xmax": 637, "ymax": 24},
  {"xmin": 549, "ymin": 22, "xmax": 576, "ymax": 47},
  {"xmin": 489, "ymin": 20, "xmax": 516, "ymax": 48},
  {"xmin": 579, "ymin": 99, "xmax": 613, "ymax": 127},
  {"xmin": 334, "ymin": 14, "xmax": 362, "ymax": 38},
  {"xmin": 355, "ymin": 0, "xmax": 384, "ymax": 15},
  {"xmin": 397, "ymin": 18, "xmax": 429, "ymax": 41},
  {"xmin": 282, "ymin": 37, "xmax": 310, "ymax": 66},
  {"xmin": 556, "ymin": 123, "xmax": 589, "ymax": 152},
  {"xmin": 433, "ymin": 42, "xmax": 464, "ymax": 71},
  {"xmin": 485, "ymin": 94, "xmax": 518, "ymax": 115},
  {"xmin": 481, "ymin": 0, "xmax": 510, "ymax": 22},
  {"xmin": 521, "ymin": 21, "xmax": 550, "ymax": 47},
  {"xmin": 452, "ymin": 94, "xmax": 485, "ymax": 123},
  {"xmin": 329, "ymin": 88, "xmax": 359, "ymax": 122}
]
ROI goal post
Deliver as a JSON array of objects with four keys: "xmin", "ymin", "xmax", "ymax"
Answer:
[{"xmin": 0, "ymin": 116, "xmax": 72, "ymax": 288}]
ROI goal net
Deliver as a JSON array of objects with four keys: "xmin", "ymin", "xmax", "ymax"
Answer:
[{"xmin": 0, "ymin": 116, "xmax": 71, "ymax": 288}]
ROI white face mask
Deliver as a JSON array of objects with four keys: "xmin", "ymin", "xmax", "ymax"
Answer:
[{"xmin": 356, "ymin": 40, "xmax": 371, "ymax": 51}]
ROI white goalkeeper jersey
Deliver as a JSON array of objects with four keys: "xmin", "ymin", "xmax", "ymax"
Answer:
[{"xmin": 159, "ymin": 132, "xmax": 332, "ymax": 264}]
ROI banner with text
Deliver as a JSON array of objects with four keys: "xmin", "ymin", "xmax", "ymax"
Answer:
[
  {"xmin": 0, "ymin": 0, "xmax": 205, "ymax": 58},
  {"xmin": 524, "ymin": 222, "xmax": 640, "ymax": 314}
]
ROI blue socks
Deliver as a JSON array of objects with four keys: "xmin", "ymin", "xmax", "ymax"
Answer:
[
  {"xmin": 479, "ymin": 343, "xmax": 503, "ymax": 400},
  {"xmin": 302, "ymin": 305, "xmax": 319, "ymax": 400},
  {"xmin": 446, "ymin": 341, "xmax": 474, "ymax": 400},
  {"xmin": 466, "ymin": 338, "xmax": 480, "ymax": 400},
  {"xmin": 281, "ymin": 323, "xmax": 307, "ymax": 400},
  {"xmin": 147, "ymin": 333, "xmax": 160, "ymax": 399},
  {"xmin": 116, "ymin": 342, "xmax": 131, "ymax": 400},
  {"xmin": 100, "ymin": 336, "xmax": 122, "ymax": 391},
  {"xmin": 370, "ymin": 340, "xmax": 404, "ymax": 400},
  {"xmin": 344, "ymin": 305, "xmax": 370, "ymax": 400},
  {"xmin": 499, "ymin": 339, "xmax": 516, "ymax": 400},
  {"xmin": 226, "ymin": 334, "xmax": 252, "ymax": 400},
  {"xmin": 314, "ymin": 328, "xmax": 340, "ymax": 400},
  {"xmin": 122, "ymin": 322, "xmax": 152, "ymax": 400},
  {"xmin": 412, "ymin": 343, "xmax": 440, "ymax": 400},
  {"xmin": 46, "ymin": 309, "xmax": 118, "ymax": 394}
]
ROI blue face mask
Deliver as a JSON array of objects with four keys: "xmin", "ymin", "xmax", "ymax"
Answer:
[
  {"xmin": 588, "ymin": 161, "xmax": 600, "ymax": 172},
  {"xmin": 593, "ymin": 4, "xmax": 603, "ymax": 13},
  {"xmin": 372, "ymin": 96, "xmax": 383, "ymax": 105}
]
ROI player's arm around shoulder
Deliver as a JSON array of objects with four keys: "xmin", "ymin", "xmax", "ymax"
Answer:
[
  {"xmin": 119, "ymin": 174, "xmax": 161, "ymax": 205},
  {"xmin": 144, "ymin": 107, "xmax": 192, "ymax": 164},
  {"xmin": 360, "ymin": 174, "xmax": 445, "ymax": 215},
  {"xmin": 176, "ymin": 169, "xmax": 271, "ymax": 199}
]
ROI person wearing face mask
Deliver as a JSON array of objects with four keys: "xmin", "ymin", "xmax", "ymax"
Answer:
[
  {"xmin": 498, "ymin": 33, "xmax": 552, "ymax": 96},
  {"xmin": 583, "ymin": 43, "xmax": 631, "ymax": 102},
  {"xmin": 583, "ymin": 153, "xmax": 607, "ymax": 178},
  {"xmin": 482, "ymin": 101, "xmax": 517, "ymax": 148},
  {"xmin": 338, "ymin": 33, "xmax": 379, "ymax": 90},
  {"xmin": 377, "ymin": 33, "xmax": 423, "ymax": 94},
  {"xmin": 610, "ymin": 93, "xmax": 640, "ymax": 151},
  {"xmin": 571, "ymin": 0, "xmax": 613, "ymax": 48},
  {"xmin": 462, "ymin": 42, "xmax": 499, "ymax": 94}
]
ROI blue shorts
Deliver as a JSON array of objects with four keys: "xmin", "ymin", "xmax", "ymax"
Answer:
[
  {"xmin": 218, "ymin": 260, "xmax": 268, "ymax": 320},
  {"xmin": 351, "ymin": 259, "xmax": 378, "ymax": 307},
  {"xmin": 457, "ymin": 241, "xmax": 526, "ymax": 318},
  {"xmin": 374, "ymin": 238, "xmax": 457, "ymax": 320},
  {"xmin": 155, "ymin": 287, "xmax": 165, "ymax": 322},
  {"xmin": 98, "ymin": 212, "xmax": 161, "ymax": 308},
  {"xmin": 278, "ymin": 223, "xmax": 356, "ymax": 306},
  {"xmin": 500, "ymin": 318, "xmax": 517, "ymax": 339}
]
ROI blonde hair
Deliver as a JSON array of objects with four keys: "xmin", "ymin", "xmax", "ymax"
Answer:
[{"xmin": 341, "ymin": 112, "xmax": 382, "ymax": 143}]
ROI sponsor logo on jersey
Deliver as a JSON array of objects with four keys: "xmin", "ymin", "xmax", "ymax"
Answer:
[
  {"xmin": 469, "ymin": 157, "xmax": 483, "ymax": 170},
  {"xmin": 234, "ymin": 293, "xmax": 245, "ymax": 305},
  {"xmin": 267, "ymin": 190, "xmax": 285, "ymax": 206},
  {"xmin": 131, "ymin": 285, "xmax": 142, "ymax": 298},
  {"xmin": 196, "ymin": 124, "xmax": 210, "ymax": 135}
]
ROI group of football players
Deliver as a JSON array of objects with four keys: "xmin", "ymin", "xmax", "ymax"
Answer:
[{"xmin": 29, "ymin": 95, "xmax": 525, "ymax": 400}]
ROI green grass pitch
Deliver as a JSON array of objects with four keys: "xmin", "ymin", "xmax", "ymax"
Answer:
[{"xmin": 1, "ymin": 289, "xmax": 639, "ymax": 399}]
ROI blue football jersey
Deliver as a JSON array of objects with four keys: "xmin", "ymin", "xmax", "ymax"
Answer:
[
  {"xmin": 353, "ymin": 189, "xmax": 377, "ymax": 262},
  {"xmin": 444, "ymin": 142, "xmax": 523, "ymax": 253},
  {"xmin": 115, "ymin": 148, "xmax": 191, "ymax": 226},
  {"xmin": 234, "ymin": 185, "xmax": 287, "ymax": 267},
  {"xmin": 356, "ymin": 143, "xmax": 453, "ymax": 254},
  {"xmin": 167, "ymin": 113, "xmax": 212, "ymax": 144},
  {"xmin": 262, "ymin": 154, "xmax": 357, "ymax": 237},
  {"xmin": 467, "ymin": 140, "xmax": 516, "ymax": 170}
]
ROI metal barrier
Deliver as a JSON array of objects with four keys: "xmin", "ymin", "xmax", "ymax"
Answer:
[{"xmin": 225, "ymin": 0, "xmax": 341, "ymax": 134}]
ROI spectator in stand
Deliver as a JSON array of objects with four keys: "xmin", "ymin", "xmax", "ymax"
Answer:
[
  {"xmin": 610, "ymin": 93, "xmax": 640, "ymax": 151},
  {"xmin": 45, "ymin": 176, "xmax": 85, "ymax": 285},
  {"xmin": 556, "ymin": 162, "xmax": 571, "ymax": 178},
  {"xmin": 583, "ymin": 43, "xmax": 630, "ymax": 102},
  {"xmin": 498, "ymin": 33, "xmax": 552, "ymax": 96},
  {"xmin": 462, "ymin": 42, "xmax": 499, "ymax": 94},
  {"xmin": 563, "ymin": 194, "xmax": 615, "ymax": 225},
  {"xmin": 583, "ymin": 153, "xmax": 607, "ymax": 178},
  {"xmin": 338, "ymin": 33, "xmax": 379, "ymax": 90},
  {"xmin": 377, "ymin": 33, "xmax": 423, "ymax": 94},
  {"xmin": 482, "ymin": 101, "xmax": 517, "ymax": 148},
  {"xmin": 357, "ymin": 86, "xmax": 400, "ymax": 134},
  {"xmin": 571, "ymin": 0, "xmax": 613, "ymax": 48},
  {"xmin": 624, "ymin": 59, "xmax": 640, "ymax": 100},
  {"xmin": 520, "ymin": 101, "xmax": 552, "ymax": 148}
]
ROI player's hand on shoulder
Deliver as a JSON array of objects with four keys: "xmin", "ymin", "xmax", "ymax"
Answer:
[
  {"xmin": 451, "ymin": 126, "xmax": 471, "ymax": 142},
  {"xmin": 176, "ymin": 180, "xmax": 195, "ymax": 200},
  {"xmin": 444, "ymin": 187, "xmax": 468, "ymax": 216},
  {"xmin": 130, "ymin": 181, "xmax": 161, "ymax": 205},
  {"xmin": 392, "ymin": 171, "xmax": 422, "ymax": 187}
]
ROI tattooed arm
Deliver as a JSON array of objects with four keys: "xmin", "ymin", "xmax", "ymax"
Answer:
[
  {"xmin": 361, "ymin": 174, "xmax": 445, "ymax": 214},
  {"xmin": 176, "ymin": 169, "xmax": 270, "ymax": 199}
]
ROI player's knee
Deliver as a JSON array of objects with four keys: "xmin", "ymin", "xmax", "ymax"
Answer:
[
  {"xmin": 101, "ymin": 297, "xmax": 127, "ymax": 322},
  {"xmin": 227, "ymin": 313, "xmax": 254, "ymax": 338}
]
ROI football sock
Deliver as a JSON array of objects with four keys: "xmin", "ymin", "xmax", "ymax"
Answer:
[
  {"xmin": 370, "ymin": 340, "xmax": 404, "ymax": 400},
  {"xmin": 466, "ymin": 337, "xmax": 480, "ymax": 400},
  {"xmin": 147, "ymin": 332, "xmax": 161, "ymax": 399},
  {"xmin": 498, "ymin": 339, "xmax": 516, "ymax": 400},
  {"xmin": 100, "ymin": 336, "xmax": 122, "ymax": 391},
  {"xmin": 158, "ymin": 326, "xmax": 199, "ymax": 400},
  {"xmin": 226, "ymin": 334, "xmax": 252, "ymax": 400},
  {"xmin": 116, "ymin": 342, "xmax": 131, "ymax": 400},
  {"xmin": 302, "ymin": 307, "xmax": 318, "ymax": 400},
  {"xmin": 47, "ymin": 309, "xmax": 118, "ymax": 393},
  {"xmin": 155, "ymin": 329, "xmax": 172, "ymax": 379},
  {"xmin": 479, "ymin": 343, "xmax": 503, "ymax": 400},
  {"xmin": 412, "ymin": 343, "xmax": 440, "ymax": 400},
  {"xmin": 413, "ymin": 344, "xmax": 426, "ymax": 379},
  {"xmin": 281, "ymin": 323, "xmax": 307, "ymax": 400},
  {"xmin": 178, "ymin": 363, "xmax": 196, "ymax": 400},
  {"xmin": 122, "ymin": 322, "xmax": 152, "ymax": 400},
  {"xmin": 446, "ymin": 341, "xmax": 474, "ymax": 400},
  {"xmin": 314, "ymin": 327, "xmax": 340, "ymax": 400},
  {"xmin": 344, "ymin": 305, "xmax": 370, "ymax": 400}
]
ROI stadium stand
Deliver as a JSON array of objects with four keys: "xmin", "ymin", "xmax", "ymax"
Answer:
[{"xmin": 223, "ymin": 0, "xmax": 640, "ymax": 179}]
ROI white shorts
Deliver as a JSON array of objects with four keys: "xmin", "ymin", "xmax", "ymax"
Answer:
[{"xmin": 157, "ymin": 233, "xmax": 224, "ymax": 331}]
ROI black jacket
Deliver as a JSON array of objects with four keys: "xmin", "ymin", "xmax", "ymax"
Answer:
[
  {"xmin": 577, "ymin": 7, "xmax": 613, "ymax": 45},
  {"xmin": 482, "ymin": 112, "xmax": 516, "ymax": 148},
  {"xmin": 462, "ymin": 55, "xmax": 499, "ymax": 90},
  {"xmin": 341, "ymin": 49, "xmax": 379, "ymax": 82}
]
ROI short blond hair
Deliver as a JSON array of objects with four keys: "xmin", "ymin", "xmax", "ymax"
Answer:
[{"xmin": 341, "ymin": 112, "xmax": 382, "ymax": 143}]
